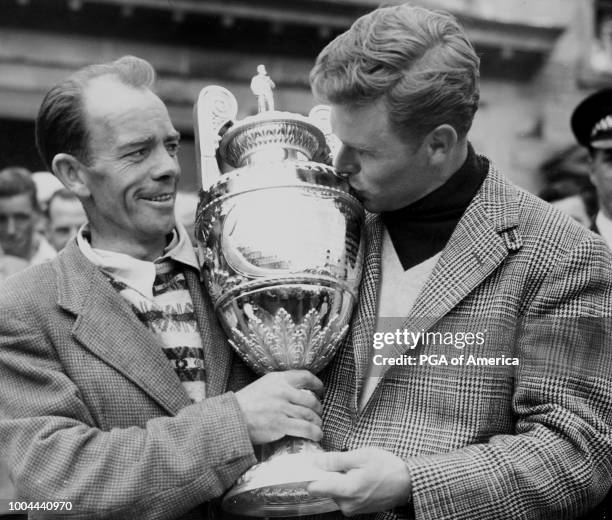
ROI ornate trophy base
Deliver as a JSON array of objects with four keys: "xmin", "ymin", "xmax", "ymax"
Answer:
[{"xmin": 222, "ymin": 438, "xmax": 339, "ymax": 517}]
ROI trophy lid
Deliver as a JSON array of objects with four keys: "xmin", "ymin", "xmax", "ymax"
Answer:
[
  {"xmin": 194, "ymin": 65, "xmax": 334, "ymax": 187},
  {"xmin": 218, "ymin": 65, "xmax": 328, "ymax": 168},
  {"xmin": 219, "ymin": 112, "xmax": 328, "ymax": 168}
]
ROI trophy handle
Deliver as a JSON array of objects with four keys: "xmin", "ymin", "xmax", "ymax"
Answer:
[
  {"xmin": 194, "ymin": 86, "xmax": 238, "ymax": 188},
  {"xmin": 308, "ymin": 104, "xmax": 341, "ymax": 163}
]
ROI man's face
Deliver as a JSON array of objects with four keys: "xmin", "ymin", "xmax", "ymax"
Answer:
[
  {"xmin": 0, "ymin": 193, "xmax": 36, "ymax": 259},
  {"xmin": 590, "ymin": 148, "xmax": 612, "ymax": 219},
  {"xmin": 330, "ymin": 100, "xmax": 437, "ymax": 213},
  {"xmin": 47, "ymin": 196, "xmax": 87, "ymax": 251},
  {"xmin": 79, "ymin": 76, "xmax": 181, "ymax": 257}
]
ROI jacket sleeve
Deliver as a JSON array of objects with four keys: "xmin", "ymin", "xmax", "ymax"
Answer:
[
  {"xmin": 404, "ymin": 233, "xmax": 612, "ymax": 520},
  {"xmin": 0, "ymin": 302, "xmax": 257, "ymax": 520}
]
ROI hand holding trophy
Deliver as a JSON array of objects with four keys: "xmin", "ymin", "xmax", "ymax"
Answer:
[{"xmin": 194, "ymin": 66, "xmax": 365, "ymax": 517}]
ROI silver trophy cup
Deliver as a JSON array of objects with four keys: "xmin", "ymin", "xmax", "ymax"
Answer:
[{"xmin": 194, "ymin": 67, "xmax": 365, "ymax": 517}]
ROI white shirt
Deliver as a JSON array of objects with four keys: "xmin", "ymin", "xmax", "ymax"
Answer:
[
  {"xmin": 76, "ymin": 223, "xmax": 199, "ymax": 300},
  {"xmin": 359, "ymin": 228, "xmax": 441, "ymax": 410}
]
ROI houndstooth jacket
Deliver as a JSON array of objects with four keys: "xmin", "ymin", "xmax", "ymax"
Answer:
[
  {"xmin": 316, "ymin": 161, "xmax": 612, "ymax": 520},
  {"xmin": 0, "ymin": 240, "xmax": 256, "ymax": 520}
]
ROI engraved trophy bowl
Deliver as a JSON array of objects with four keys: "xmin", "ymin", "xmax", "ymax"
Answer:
[{"xmin": 194, "ymin": 66, "xmax": 365, "ymax": 517}]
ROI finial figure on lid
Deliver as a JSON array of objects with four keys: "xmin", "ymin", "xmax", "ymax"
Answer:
[{"xmin": 250, "ymin": 64, "xmax": 275, "ymax": 113}]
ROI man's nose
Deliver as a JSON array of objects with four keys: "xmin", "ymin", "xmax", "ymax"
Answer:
[
  {"xmin": 333, "ymin": 145, "xmax": 359, "ymax": 179},
  {"xmin": 152, "ymin": 149, "xmax": 181, "ymax": 181},
  {"xmin": 5, "ymin": 216, "xmax": 16, "ymax": 235}
]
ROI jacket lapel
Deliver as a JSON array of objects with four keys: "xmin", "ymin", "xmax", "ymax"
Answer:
[
  {"xmin": 183, "ymin": 267, "xmax": 233, "ymax": 397},
  {"xmin": 398, "ymin": 164, "xmax": 522, "ymax": 353},
  {"xmin": 349, "ymin": 212, "xmax": 383, "ymax": 406},
  {"xmin": 55, "ymin": 242, "xmax": 192, "ymax": 415}
]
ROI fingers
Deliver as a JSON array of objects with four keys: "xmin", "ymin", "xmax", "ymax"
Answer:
[
  {"xmin": 235, "ymin": 371, "xmax": 324, "ymax": 444},
  {"xmin": 284, "ymin": 417, "xmax": 323, "ymax": 442},
  {"xmin": 309, "ymin": 449, "xmax": 413, "ymax": 516},
  {"xmin": 288, "ymin": 388, "xmax": 322, "ymax": 415},
  {"xmin": 283, "ymin": 370, "xmax": 324, "ymax": 396},
  {"xmin": 307, "ymin": 473, "xmax": 348, "ymax": 498},
  {"xmin": 312, "ymin": 451, "xmax": 362, "ymax": 473},
  {"xmin": 286, "ymin": 402, "xmax": 322, "ymax": 427}
]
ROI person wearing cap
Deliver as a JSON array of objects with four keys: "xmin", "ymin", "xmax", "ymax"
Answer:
[
  {"xmin": 306, "ymin": 5, "xmax": 612, "ymax": 519},
  {"xmin": 571, "ymin": 88, "xmax": 612, "ymax": 246},
  {"xmin": 570, "ymin": 88, "xmax": 612, "ymax": 520}
]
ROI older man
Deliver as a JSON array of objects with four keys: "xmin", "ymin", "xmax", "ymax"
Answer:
[
  {"xmin": 306, "ymin": 5, "xmax": 612, "ymax": 519},
  {"xmin": 0, "ymin": 56, "xmax": 322, "ymax": 519}
]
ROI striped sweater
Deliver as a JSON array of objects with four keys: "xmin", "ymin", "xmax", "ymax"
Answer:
[{"xmin": 76, "ymin": 225, "xmax": 207, "ymax": 402}]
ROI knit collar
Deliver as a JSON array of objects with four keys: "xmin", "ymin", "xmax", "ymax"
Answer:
[
  {"xmin": 381, "ymin": 143, "xmax": 488, "ymax": 270},
  {"xmin": 76, "ymin": 223, "xmax": 199, "ymax": 299}
]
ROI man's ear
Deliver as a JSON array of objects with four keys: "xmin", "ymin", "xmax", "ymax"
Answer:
[
  {"xmin": 51, "ymin": 153, "xmax": 91, "ymax": 198},
  {"xmin": 424, "ymin": 124, "xmax": 458, "ymax": 165}
]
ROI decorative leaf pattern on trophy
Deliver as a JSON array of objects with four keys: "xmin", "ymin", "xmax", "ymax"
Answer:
[
  {"xmin": 229, "ymin": 308, "xmax": 348, "ymax": 374},
  {"xmin": 299, "ymin": 309, "xmax": 323, "ymax": 365},
  {"xmin": 307, "ymin": 324, "xmax": 348, "ymax": 373},
  {"xmin": 271, "ymin": 309, "xmax": 305, "ymax": 369},
  {"xmin": 230, "ymin": 319, "xmax": 277, "ymax": 374},
  {"xmin": 195, "ymin": 86, "xmax": 238, "ymax": 188}
]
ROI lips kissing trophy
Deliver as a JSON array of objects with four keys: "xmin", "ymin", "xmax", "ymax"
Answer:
[{"xmin": 193, "ymin": 66, "xmax": 365, "ymax": 517}]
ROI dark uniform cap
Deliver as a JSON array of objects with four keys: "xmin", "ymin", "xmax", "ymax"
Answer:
[{"xmin": 571, "ymin": 89, "xmax": 612, "ymax": 149}]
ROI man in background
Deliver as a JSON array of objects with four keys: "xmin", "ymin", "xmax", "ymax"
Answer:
[
  {"xmin": 571, "ymin": 88, "xmax": 612, "ymax": 247},
  {"xmin": 0, "ymin": 166, "xmax": 55, "ymax": 266},
  {"xmin": 570, "ymin": 87, "xmax": 612, "ymax": 520},
  {"xmin": 46, "ymin": 188, "xmax": 87, "ymax": 251}
]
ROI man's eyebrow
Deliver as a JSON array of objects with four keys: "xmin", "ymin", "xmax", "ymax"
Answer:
[
  {"xmin": 117, "ymin": 136, "xmax": 155, "ymax": 152},
  {"xmin": 167, "ymin": 131, "xmax": 181, "ymax": 141}
]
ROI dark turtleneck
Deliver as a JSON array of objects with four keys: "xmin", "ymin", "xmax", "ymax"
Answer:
[{"xmin": 381, "ymin": 143, "xmax": 488, "ymax": 271}]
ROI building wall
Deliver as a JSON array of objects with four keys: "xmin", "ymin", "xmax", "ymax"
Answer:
[
  {"xmin": 0, "ymin": 1, "xmax": 600, "ymax": 196},
  {"xmin": 465, "ymin": 1, "xmax": 597, "ymax": 194}
]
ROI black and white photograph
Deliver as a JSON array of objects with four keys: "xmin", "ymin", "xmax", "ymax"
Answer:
[{"xmin": 0, "ymin": 1, "xmax": 611, "ymax": 519}]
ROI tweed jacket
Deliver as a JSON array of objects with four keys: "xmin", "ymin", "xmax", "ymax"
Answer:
[
  {"xmin": 0, "ymin": 240, "xmax": 257, "ymax": 520},
  {"xmin": 316, "ymin": 161, "xmax": 612, "ymax": 520}
]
